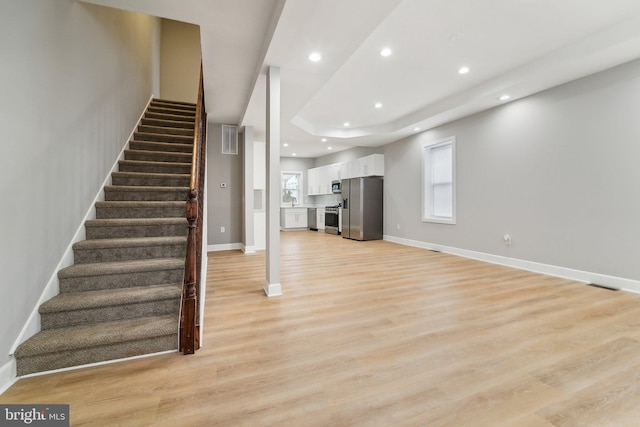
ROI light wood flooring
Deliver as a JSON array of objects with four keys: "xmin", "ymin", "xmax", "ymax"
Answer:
[{"xmin": 3, "ymin": 231, "xmax": 640, "ymax": 426}]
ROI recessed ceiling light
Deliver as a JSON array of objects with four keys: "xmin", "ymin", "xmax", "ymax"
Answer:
[
  {"xmin": 498, "ymin": 94, "xmax": 511, "ymax": 101},
  {"xmin": 328, "ymin": 147, "xmax": 333, "ymax": 150},
  {"xmin": 321, "ymin": 138, "xmax": 327, "ymax": 142},
  {"xmin": 374, "ymin": 102, "xmax": 383, "ymax": 109},
  {"xmin": 414, "ymin": 127, "xmax": 421, "ymax": 132},
  {"xmin": 283, "ymin": 143, "xmax": 289, "ymax": 147},
  {"xmin": 458, "ymin": 66, "xmax": 470, "ymax": 75},
  {"xmin": 292, "ymin": 153, "xmax": 297, "ymax": 156},
  {"xmin": 380, "ymin": 48, "xmax": 392, "ymax": 57},
  {"xmin": 343, "ymin": 122, "xmax": 350, "ymax": 127},
  {"xmin": 308, "ymin": 52, "xmax": 322, "ymax": 62}
]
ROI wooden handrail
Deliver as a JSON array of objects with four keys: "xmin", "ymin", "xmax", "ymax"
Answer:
[{"xmin": 181, "ymin": 63, "xmax": 206, "ymax": 354}]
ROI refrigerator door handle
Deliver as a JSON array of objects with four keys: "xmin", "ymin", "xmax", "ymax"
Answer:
[{"xmin": 343, "ymin": 198, "xmax": 348, "ymax": 209}]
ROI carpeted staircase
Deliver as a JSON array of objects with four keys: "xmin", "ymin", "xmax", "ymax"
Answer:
[{"xmin": 14, "ymin": 99, "xmax": 196, "ymax": 376}]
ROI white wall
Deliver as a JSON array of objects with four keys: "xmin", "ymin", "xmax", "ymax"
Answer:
[
  {"xmin": 0, "ymin": 1, "xmax": 160, "ymax": 368},
  {"xmin": 384, "ymin": 57, "xmax": 640, "ymax": 287}
]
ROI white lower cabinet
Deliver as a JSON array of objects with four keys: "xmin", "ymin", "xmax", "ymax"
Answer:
[{"xmin": 280, "ymin": 208, "xmax": 308, "ymax": 230}]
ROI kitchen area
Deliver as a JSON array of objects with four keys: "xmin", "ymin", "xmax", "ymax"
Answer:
[{"xmin": 278, "ymin": 153, "xmax": 384, "ymax": 241}]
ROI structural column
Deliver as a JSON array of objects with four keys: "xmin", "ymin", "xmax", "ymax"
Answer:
[
  {"xmin": 264, "ymin": 66, "xmax": 282, "ymax": 296},
  {"xmin": 242, "ymin": 126, "xmax": 255, "ymax": 254}
]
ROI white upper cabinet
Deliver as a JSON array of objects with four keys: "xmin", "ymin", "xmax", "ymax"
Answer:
[
  {"xmin": 307, "ymin": 154, "xmax": 384, "ymax": 195},
  {"xmin": 359, "ymin": 154, "xmax": 384, "ymax": 177},
  {"xmin": 345, "ymin": 154, "xmax": 384, "ymax": 179}
]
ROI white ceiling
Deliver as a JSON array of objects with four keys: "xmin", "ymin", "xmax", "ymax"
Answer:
[{"xmin": 83, "ymin": 0, "xmax": 640, "ymax": 158}]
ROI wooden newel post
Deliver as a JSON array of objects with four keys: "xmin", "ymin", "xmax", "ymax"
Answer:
[{"xmin": 181, "ymin": 189, "xmax": 198, "ymax": 354}]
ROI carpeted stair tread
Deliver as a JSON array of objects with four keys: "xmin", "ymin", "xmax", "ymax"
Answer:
[
  {"xmin": 111, "ymin": 171, "xmax": 190, "ymax": 187},
  {"xmin": 104, "ymin": 185, "xmax": 189, "ymax": 202},
  {"xmin": 58, "ymin": 258, "xmax": 184, "ymax": 293},
  {"xmin": 140, "ymin": 118, "xmax": 195, "ymax": 129},
  {"xmin": 149, "ymin": 105, "xmax": 196, "ymax": 113},
  {"xmin": 124, "ymin": 149, "xmax": 192, "ymax": 163},
  {"xmin": 73, "ymin": 235, "xmax": 186, "ymax": 250},
  {"xmin": 72, "ymin": 236, "xmax": 187, "ymax": 263},
  {"xmin": 59, "ymin": 257, "xmax": 184, "ymax": 280},
  {"xmin": 95, "ymin": 200, "xmax": 186, "ymax": 219},
  {"xmin": 146, "ymin": 106, "xmax": 195, "ymax": 117},
  {"xmin": 151, "ymin": 98, "xmax": 196, "ymax": 108},
  {"xmin": 15, "ymin": 315, "xmax": 177, "ymax": 357},
  {"xmin": 133, "ymin": 131, "xmax": 193, "ymax": 144},
  {"xmin": 144, "ymin": 111, "xmax": 195, "ymax": 122},
  {"xmin": 40, "ymin": 284, "xmax": 180, "ymax": 314},
  {"xmin": 118, "ymin": 160, "xmax": 191, "ymax": 174},
  {"xmin": 129, "ymin": 140, "xmax": 193, "ymax": 153},
  {"xmin": 137, "ymin": 125, "xmax": 193, "ymax": 136},
  {"xmin": 85, "ymin": 217, "xmax": 188, "ymax": 239}
]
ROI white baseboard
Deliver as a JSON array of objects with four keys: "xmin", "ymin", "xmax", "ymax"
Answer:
[
  {"xmin": 383, "ymin": 235, "xmax": 640, "ymax": 293},
  {"xmin": 241, "ymin": 245, "xmax": 256, "ymax": 254},
  {"xmin": 19, "ymin": 350, "xmax": 177, "ymax": 380},
  {"xmin": 207, "ymin": 243, "xmax": 242, "ymax": 252},
  {"xmin": 9, "ymin": 95, "xmax": 154, "ymax": 358},
  {"xmin": 0, "ymin": 358, "xmax": 17, "ymax": 395},
  {"xmin": 264, "ymin": 281, "xmax": 282, "ymax": 297}
]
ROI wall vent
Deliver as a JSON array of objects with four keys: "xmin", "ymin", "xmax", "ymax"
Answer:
[{"xmin": 222, "ymin": 125, "xmax": 238, "ymax": 155}]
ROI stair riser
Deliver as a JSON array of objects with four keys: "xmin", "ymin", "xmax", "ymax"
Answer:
[
  {"xmin": 74, "ymin": 243, "xmax": 187, "ymax": 264},
  {"xmin": 140, "ymin": 118, "xmax": 194, "ymax": 129},
  {"xmin": 118, "ymin": 161, "xmax": 191, "ymax": 174},
  {"xmin": 137, "ymin": 125, "xmax": 193, "ymax": 137},
  {"xmin": 86, "ymin": 223, "xmax": 188, "ymax": 239},
  {"xmin": 41, "ymin": 299, "xmax": 180, "ymax": 330},
  {"xmin": 147, "ymin": 106, "xmax": 195, "ymax": 117},
  {"xmin": 134, "ymin": 132, "xmax": 193, "ymax": 144},
  {"xmin": 130, "ymin": 141, "xmax": 193, "ymax": 153},
  {"xmin": 104, "ymin": 188, "xmax": 188, "ymax": 202},
  {"xmin": 59, "ymin": 268, "xmax": 184, "ymax": 293},
  {"xmin": 111, "ymin": 174, "xmax": 190, "ymax": 187},
  {"xmin": 16, "ymin": 335, "xmax": 177, "ymax": 376},
  {"xmin": 124, "ymin": 150, "xmax": 192, "ymax": 164}
]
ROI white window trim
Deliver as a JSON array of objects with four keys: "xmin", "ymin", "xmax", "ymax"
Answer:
[
  {"xmin": 281, "ymin": 170, "xmax": 304, "ymax": 207},
  {"xmin": 422, "ymin": 136, "xmax": 456, "ymax": 225}
]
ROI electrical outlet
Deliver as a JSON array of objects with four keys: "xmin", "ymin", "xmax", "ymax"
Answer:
[
  {"xmin": 220, "ymin": 226, "xmax": 225, "ymax": 233},
  {"xmin": 397, "ymin": 223, "xmax": 401, "ymax": 230},
  {"xmin": 503, "ymin": 233, "xmax": 512, "ymax": 245}
]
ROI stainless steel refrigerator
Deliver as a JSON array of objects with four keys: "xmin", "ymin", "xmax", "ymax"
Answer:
[{"xmin": 341, "ymin": 176, "xmax": 383, "ymax": 241}]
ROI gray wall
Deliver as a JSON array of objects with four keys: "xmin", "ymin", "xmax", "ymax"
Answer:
[
  {"xmin": 0, "ymin": 1, "xmax": 160, "ymax": 366},
  {"xmin": 208, "ymin": 124, "xmax": 243, "ymax": 245},
  {"xmin": 384, "ymin": 57, "xmax": 640, "ymax": 281}
]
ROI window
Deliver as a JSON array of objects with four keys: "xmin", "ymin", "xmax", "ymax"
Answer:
[
  {"xmin": 423, "ymin": 137, "xmax": 456, "ymax": 224},
  {"xmin": 281, "ymin": 171, "xmax": 303, "ymax": 206}
]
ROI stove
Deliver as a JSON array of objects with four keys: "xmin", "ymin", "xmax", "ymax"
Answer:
[{"xmin": 324, "ymin": 205, "xmax": 340, "ymax": 235}]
